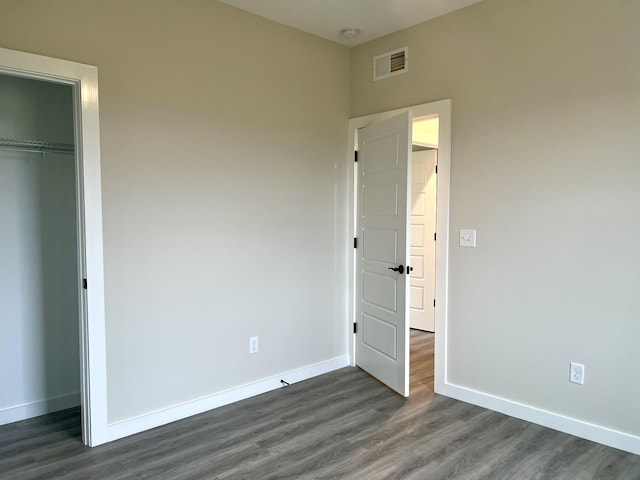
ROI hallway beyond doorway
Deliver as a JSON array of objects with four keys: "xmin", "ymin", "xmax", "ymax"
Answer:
[{"xmin": 410, "ymin": 328, "xmax": 434, "ymax": 398}]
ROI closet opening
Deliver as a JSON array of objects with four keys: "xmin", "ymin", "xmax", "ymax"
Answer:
[
  {"xmin": 0, "ymin": 47, "xmax": 107, "ymax": 447},
  {"xmin": 0, "ymin": 73, "xmax": 82, "ymax": 434}
]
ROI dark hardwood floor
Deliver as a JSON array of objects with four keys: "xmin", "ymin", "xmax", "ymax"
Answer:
[{"xmin": 2, "ymin": 330, "xmax": 639, "ymax": 479}]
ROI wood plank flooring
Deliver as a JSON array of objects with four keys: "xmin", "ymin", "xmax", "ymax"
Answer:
[{"xmin": 1, "ymin": 330, "xmax": 639, "ymax": 479}]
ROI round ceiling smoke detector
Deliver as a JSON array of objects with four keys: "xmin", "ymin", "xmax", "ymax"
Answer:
[{"xmin": 340, "ymin": 28, "xmax": 361, "ymax": 40}]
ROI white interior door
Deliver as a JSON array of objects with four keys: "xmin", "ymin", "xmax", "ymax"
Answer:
[
  {"xmin": 355, "ymin": 111, "xmax": 411, "ymax": 397},
  {"xmin": 410, "ymin": 149, "xmax": 437, "ymax": 332}
]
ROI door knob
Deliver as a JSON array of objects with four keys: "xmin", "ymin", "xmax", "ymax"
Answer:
[{"xmin": 388, "ymin": 265, "xmax": 405, "ymax": 274}]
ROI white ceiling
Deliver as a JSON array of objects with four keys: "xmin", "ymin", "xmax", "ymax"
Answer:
[{"xmin": 218, "ymin": 0, "xmax": 483, "ymax": 47}]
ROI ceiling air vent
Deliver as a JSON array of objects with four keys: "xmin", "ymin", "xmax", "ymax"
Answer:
[{"xmin": 373, "ymin": 47, "xmax": 408, "ymax": 81}]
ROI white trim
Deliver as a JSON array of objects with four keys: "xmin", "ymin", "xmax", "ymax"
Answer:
[
  {"xmin": 0, "ymin": 47, "xmax": 107, "ymax": 447},
  {"xmin": 440, "ymin": 382, "xmax": 640, "ymax": 455},
  {"xmin": 347, "ymin": 99, "xmax": 452, "ymax": 397},
  {"xmin": 99, "ymin": 355, "xmax": 350, "ymax": 445},
  {"xmin": 0, "ymin": 393, "xmax": 81, "ymax": 425}
]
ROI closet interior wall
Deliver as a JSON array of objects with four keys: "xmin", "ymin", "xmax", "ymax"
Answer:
[{"xmin": 0, "ymin": 73, "xmax": 80, "ymax": 424}]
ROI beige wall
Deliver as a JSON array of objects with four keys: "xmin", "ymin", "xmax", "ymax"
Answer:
[
  {"xmin": 352, "ymin": 0, "xmax": 640, "ymax": 435},
  {"xmin": 0, "ymin": 0, "xmax": 350, "ymax": 423}
]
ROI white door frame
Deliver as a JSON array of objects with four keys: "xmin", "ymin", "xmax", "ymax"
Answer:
[
  {"xmin": 348, "ymin": 99, "xmax": 451, "ymax": 394},
  {"xmin": 0, "ymin": 47, "xmax": 107, "ymax": 446}
]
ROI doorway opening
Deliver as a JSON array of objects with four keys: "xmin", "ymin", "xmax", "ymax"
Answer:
[
  {"xmin": 409, "ymin": 116, "xmax": 438, "ymax": 396},
  {"xmin": 0, "ymin": 73, "xmax": 80, "ymax": 430},
  {"xmin": 410, "ymin": 116, "xmax": 438, "ymax": 334},
  {"xmin": 348, "ymin": 99, "xmax": 451, "ymax": 399},
  {"xmin": 0, "ymin": 47, "xmax": 107, "ymax": 447}
]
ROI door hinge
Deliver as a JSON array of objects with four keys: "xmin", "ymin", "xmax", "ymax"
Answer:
[
  {"xmin": 354, "ymin": 237, "xmax": 358, "ymax": 248},
  {"xmin": 434, "ymin": 299, "xmax": 436, "ymax": 308},
  {"xmin": 434, "ymin": 232, "xmax": 437, "ymax": 241},
  {"xmin": 353, "ymin": 323, "xmax": 357, "ymax": 334},
  {"xmin": 83, "ymin": 278, "xmax": 87, "ymax": 290},
  {"xmin": 354, "ymin": 151, "xmax": 358, "ymax": 163},
  {"xmin": 435, "ymin": 164, "xmax": 438, "ymax": 174}
]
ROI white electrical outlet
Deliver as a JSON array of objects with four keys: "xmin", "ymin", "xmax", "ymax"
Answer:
[
  {"xmin": 570, "ymin": 362, "xmax": 584, "ymax": 385},
  {"xmin": 459, "ymin": 229, "xmax": 477, "ymax": 248},
  {"xmin": 249, "ymin": 336, "xmax": 259, "ymax": 354}
]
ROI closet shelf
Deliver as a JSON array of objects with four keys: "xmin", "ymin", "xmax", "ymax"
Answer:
[{"xmin": 0, "ymin": 137, "xmax": 75, "ymax": 155}]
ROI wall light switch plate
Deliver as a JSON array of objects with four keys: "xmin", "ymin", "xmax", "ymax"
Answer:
[{"xmin": 459, "ymin": 229, "xmax": 477, "ymax": 247}]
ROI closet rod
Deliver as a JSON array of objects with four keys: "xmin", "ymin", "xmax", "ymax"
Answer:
[{"xmin": 0, "ymin": 137, "xmax": 75, "ymax": 155}]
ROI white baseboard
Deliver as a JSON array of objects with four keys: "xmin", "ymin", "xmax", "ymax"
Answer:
[
  {"xmin": 99, "ymin": 355, "xmax": 350, "ymax": 445},
  {"xmin": 438, "ymin": 382, "xmax": 640, "ymax": 455},
  {"xmin": 0, "ymin": 392, "xmax": 81, "ymax": 425}
]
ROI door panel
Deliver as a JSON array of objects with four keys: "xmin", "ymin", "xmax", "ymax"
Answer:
[
  {"xmin": 363, "ymin": 184, "xmax": 398, "ymax": 216},
  {"xmin": 362, "ymin": 314, "xmax": 397, "ymax": 360},
  {"xmin": 411, "ymin": 192, "xmax": 425, "ymax": 215},
  {"xmin": 411, "ymin": 224, "xmax": 424, "ymax": 247},
  {"xmin": 355, "ymin": 112, "xmax": 411, "ymax": 397},
  {"xmin": 363, "ymin": 228, "xmax": 398, "ymax": 263},
  {"xmin": 410, "ymin": 254, "xmax": 424, "ymax": 277},
  {"xmin": 361, "ymin": 134, "xmax": 401, "ymax": 173},
  {"xmin": 362, "ymin": 272, "xmax": 397, "ymax": 312},
  {"xmin": 410, "ymin": 286, "xmax": 424, "ymax": 309},
  {"xmin": 409, "ymin": 150, "xmax": 437, "ymax": 332}
]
